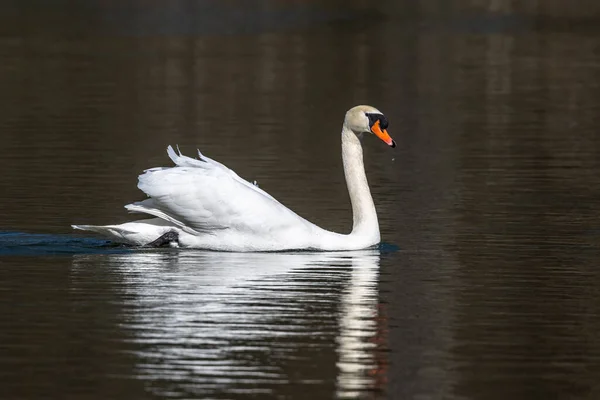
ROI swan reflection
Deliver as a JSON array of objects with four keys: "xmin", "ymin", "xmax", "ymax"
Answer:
[{"xmin": 72, "ymin": 249, "xmax": 386, "ymax": 397}]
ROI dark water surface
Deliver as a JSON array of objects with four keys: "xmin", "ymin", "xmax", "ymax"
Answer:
[{"xmin": 1, "ymin": 1, "xmax": 600, "ymax": 399}]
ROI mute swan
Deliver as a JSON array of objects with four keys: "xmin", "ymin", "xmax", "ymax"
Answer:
[{"xmin": 72, "ymin": 105, "xmax": 395, "ymax": 251}]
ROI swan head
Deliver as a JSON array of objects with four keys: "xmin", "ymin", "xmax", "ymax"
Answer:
[{"xmin": 344, "ymin": 105, "xmax": 396, "ymax": 148}]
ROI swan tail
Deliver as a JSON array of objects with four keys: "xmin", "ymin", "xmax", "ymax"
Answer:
[
  {"xmin": 72, "ymin": 224, "xmax": 134, "ymax": 234},
  {"xmin": 72, "ymin": 218, "xmax": 178, "ymax": 246},
  {"xmin": 71, "ymin": 224, "xmax": 139, "ymax": 244}
]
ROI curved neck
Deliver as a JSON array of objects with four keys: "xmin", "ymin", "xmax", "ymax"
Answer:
[{"xmin": 341, "ymin": 125, "xmax": 380, "ymax": 240}]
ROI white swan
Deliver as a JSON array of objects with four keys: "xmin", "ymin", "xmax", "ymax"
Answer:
[{"xmin": 72, "ymin": 105, "xmax": 395, "ymax": 251}]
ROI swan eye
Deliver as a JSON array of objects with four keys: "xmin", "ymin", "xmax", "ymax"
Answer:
[{"xmin": 366, "ymin": 113, "xmax": 388, "ymax": 130}]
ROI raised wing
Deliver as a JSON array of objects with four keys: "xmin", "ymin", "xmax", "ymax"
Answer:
[{"xmin": 125, "ymin": 146, "xmax": 314, "ymax": 236}]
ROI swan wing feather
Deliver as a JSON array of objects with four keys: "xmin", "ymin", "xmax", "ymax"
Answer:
[{"xmin": 127, "ymin": 146, "xmax": 311, "ymax": 235}]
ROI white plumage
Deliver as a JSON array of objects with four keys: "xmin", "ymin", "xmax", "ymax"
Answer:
[{"xmin": 72, "ymin": 105, "xmax": 395, "ymax": 251}]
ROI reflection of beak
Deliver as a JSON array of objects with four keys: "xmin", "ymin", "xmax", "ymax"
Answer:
[{"xmin": 371, "ymin": 120, "xmax": 396, "ymax": 148}]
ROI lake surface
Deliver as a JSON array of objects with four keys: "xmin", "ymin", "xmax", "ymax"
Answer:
[{"xmin": 1, "ymin": 1, "xmax": 600, "ymax": 399}]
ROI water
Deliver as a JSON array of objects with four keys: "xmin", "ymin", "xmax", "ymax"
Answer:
[{"xmin": 1, "ymin": 1, "xmax": 600, "ymax": 399}]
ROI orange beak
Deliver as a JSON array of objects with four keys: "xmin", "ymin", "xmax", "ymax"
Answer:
[{"xmin": 371, "ymin": 120, "xmax": 396, "ymax": 148}]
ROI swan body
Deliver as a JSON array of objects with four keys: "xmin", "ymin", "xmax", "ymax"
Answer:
[{"xmin": 72, "ymin": 105, "xmax": 395, "ymax": 251}]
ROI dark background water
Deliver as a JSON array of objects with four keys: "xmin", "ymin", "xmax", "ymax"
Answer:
[{"xmin": 1, "ymin": 1, "xmax": 600, "ymax": 399}]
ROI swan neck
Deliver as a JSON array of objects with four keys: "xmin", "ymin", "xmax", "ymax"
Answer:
[{"xmin": 341, "ymin": 126, "xmax": 380, "ymax": 239}]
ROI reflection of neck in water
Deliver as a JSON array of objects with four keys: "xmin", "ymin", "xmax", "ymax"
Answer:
[
  {"xmin": 71, "ymin": 250, "xmax": 385, "ymax": 397},
  {"xmin": 335, "ymin": 251, "xmax": 383, "ymax": 398}
]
